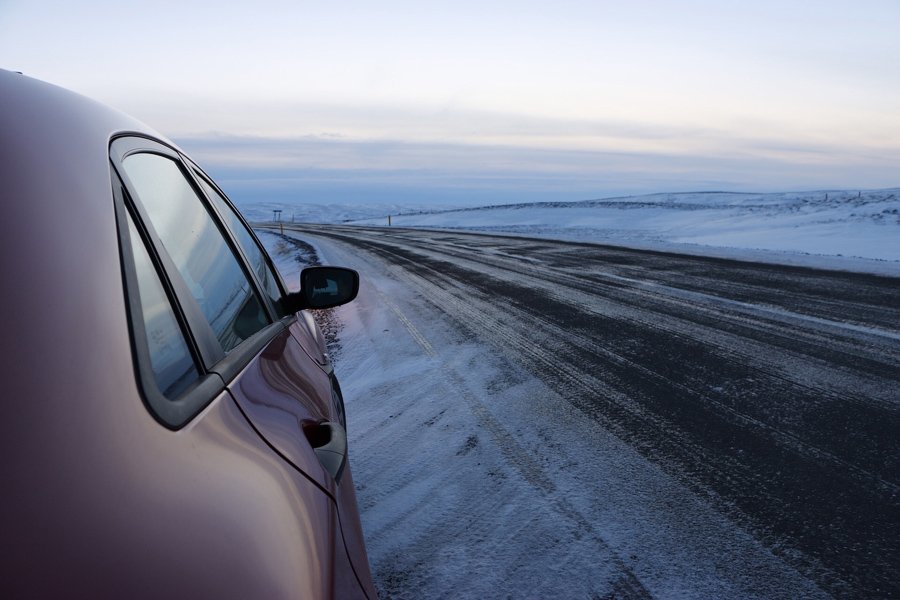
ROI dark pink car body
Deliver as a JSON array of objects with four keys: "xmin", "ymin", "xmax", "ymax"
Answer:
[{"xmin": 0, "ymin": 70, "xmax": 376, "ymax": 599}]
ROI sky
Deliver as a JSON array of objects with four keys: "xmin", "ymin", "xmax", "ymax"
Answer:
[{"xmin": 2, "ymin": 0, "xmax": 899, "ymax": 207}]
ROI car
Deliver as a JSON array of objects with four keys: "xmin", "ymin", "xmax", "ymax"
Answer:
[{"xmin": 0, "ymin": 69, "xmax": 377, "ymax": 599}]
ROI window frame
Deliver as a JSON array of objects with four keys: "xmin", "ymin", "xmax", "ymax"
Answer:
[
  {"xmin": 113, "ymin": 169, "xmax": 222, "ymax": 428},
  {"xmin": 183, "ymin": 157, "xmax": 291, "ymax": 314},
  {"xmin": 111, "ymin": 135, "xmax": 295, "ymax": 428}
]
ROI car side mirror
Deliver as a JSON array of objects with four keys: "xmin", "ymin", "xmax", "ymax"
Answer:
[{"xmin": 286, "ymin": 266, "xmax": 359, "ymax": 312}]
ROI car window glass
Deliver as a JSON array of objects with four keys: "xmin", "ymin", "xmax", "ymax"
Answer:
[
  {"xmin": 122, "ymin": 153, "xmax": 270, "ymax": 353},
  {"xmin": 126, "ymin": 212, "xmax": 199, "ymax": 398},
  {"xmin": 195, "ymin": 174, "xmax": 285, "ymax": 314}
]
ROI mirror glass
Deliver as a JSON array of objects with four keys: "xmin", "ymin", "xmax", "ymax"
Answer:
[{"xmin": 301, "ymin": 267, "xmax": 358, "ymax": 309}]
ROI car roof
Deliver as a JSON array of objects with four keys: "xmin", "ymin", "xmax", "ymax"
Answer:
[
  {"xmin": 1, "ymin": 69, "xmax": 170, "ymax": 217},
  {"xmin": 0, "ymin": 70, "xmax": 172, "ymax": 428}
]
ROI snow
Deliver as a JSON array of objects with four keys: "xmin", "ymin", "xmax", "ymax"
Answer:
[
  {"xmin": 252, "ymin": 186, "xmax": 898, "ymax": 597},
  {"xmin": 253, "ymin": 188, "xmax": 900, "ymax": 276},
  {"xmin": 257, "ymin": 229, "xmax": 832, "ymax": 599},
  {"xmin": 237, "ymin": 200, "xmax": 463, "ymax": 226}
]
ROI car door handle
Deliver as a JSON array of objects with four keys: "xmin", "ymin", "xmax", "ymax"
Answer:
[{"xmin": 302, "ymin": 421, "xmax": 347, "ymax": 482}]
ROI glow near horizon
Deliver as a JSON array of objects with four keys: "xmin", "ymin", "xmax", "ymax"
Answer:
[{"xmin": 2, "ymin": 0, "xmax": 899, "ymax": 201}]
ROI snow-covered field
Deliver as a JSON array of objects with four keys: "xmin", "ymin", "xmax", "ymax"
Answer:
[{"xmin": 246, "ymin": 188, "xmax": 900, "ymax": 276}]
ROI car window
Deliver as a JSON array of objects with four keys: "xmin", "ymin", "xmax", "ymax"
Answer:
[
  {"xmin": 126, "ymin": 211, "xmax": 199, "ymax": 398},
  {"xmin": 122, "ymin": 153, "xmax": 270, "ymax": 353},
  {"xmin": 194, "ymin": 173, "xmax": 285, "ymax": 314}
]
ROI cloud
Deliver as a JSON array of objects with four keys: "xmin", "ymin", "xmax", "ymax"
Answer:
[{"xmin": 174, "ymin": 132, "xmax": 900, "ymax": 207}]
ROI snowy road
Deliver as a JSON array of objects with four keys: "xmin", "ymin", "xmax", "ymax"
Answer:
[{"xmin": 260, "ymin": 226, "xmax": 899, "ymax": 599}]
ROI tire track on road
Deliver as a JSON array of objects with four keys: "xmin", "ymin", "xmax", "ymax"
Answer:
[
  {"xmin": 336, "ymin": 230, "xmax": 900, "ymax": 475},
  {"xmin": 291, "ymin": 225, "xmax": 900, "ymax": 598},
  {"xmin": 375, "ymin": 288, "xmax": 654, "ymax": 599}
]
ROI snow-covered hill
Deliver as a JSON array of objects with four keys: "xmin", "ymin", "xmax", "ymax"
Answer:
[{"xmin": 243, "ymin": 188, "xmax": 900, "ymax": 275}]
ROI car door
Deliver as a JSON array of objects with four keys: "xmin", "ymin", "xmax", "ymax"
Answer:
[
  {"xmin": 184, "ymin": 165, "xmax": 374, "ymax": 589},
  {"xmin": 184, "ymin": 160, "xmax": 350, "ymax": 490},
  {"xmin": 112, "ymin": 136, "xmax": 375, "ymax": 597}
]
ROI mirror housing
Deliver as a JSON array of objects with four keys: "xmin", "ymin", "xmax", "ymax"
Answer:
[{"xmin": 286, "ymin": 266, "xmax": 359, "ymax": 312}]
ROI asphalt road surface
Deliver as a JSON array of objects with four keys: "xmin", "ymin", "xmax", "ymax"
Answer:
[{"xmin": 276, "ymin": 225, "xmax": 900, "ymax": 598}]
